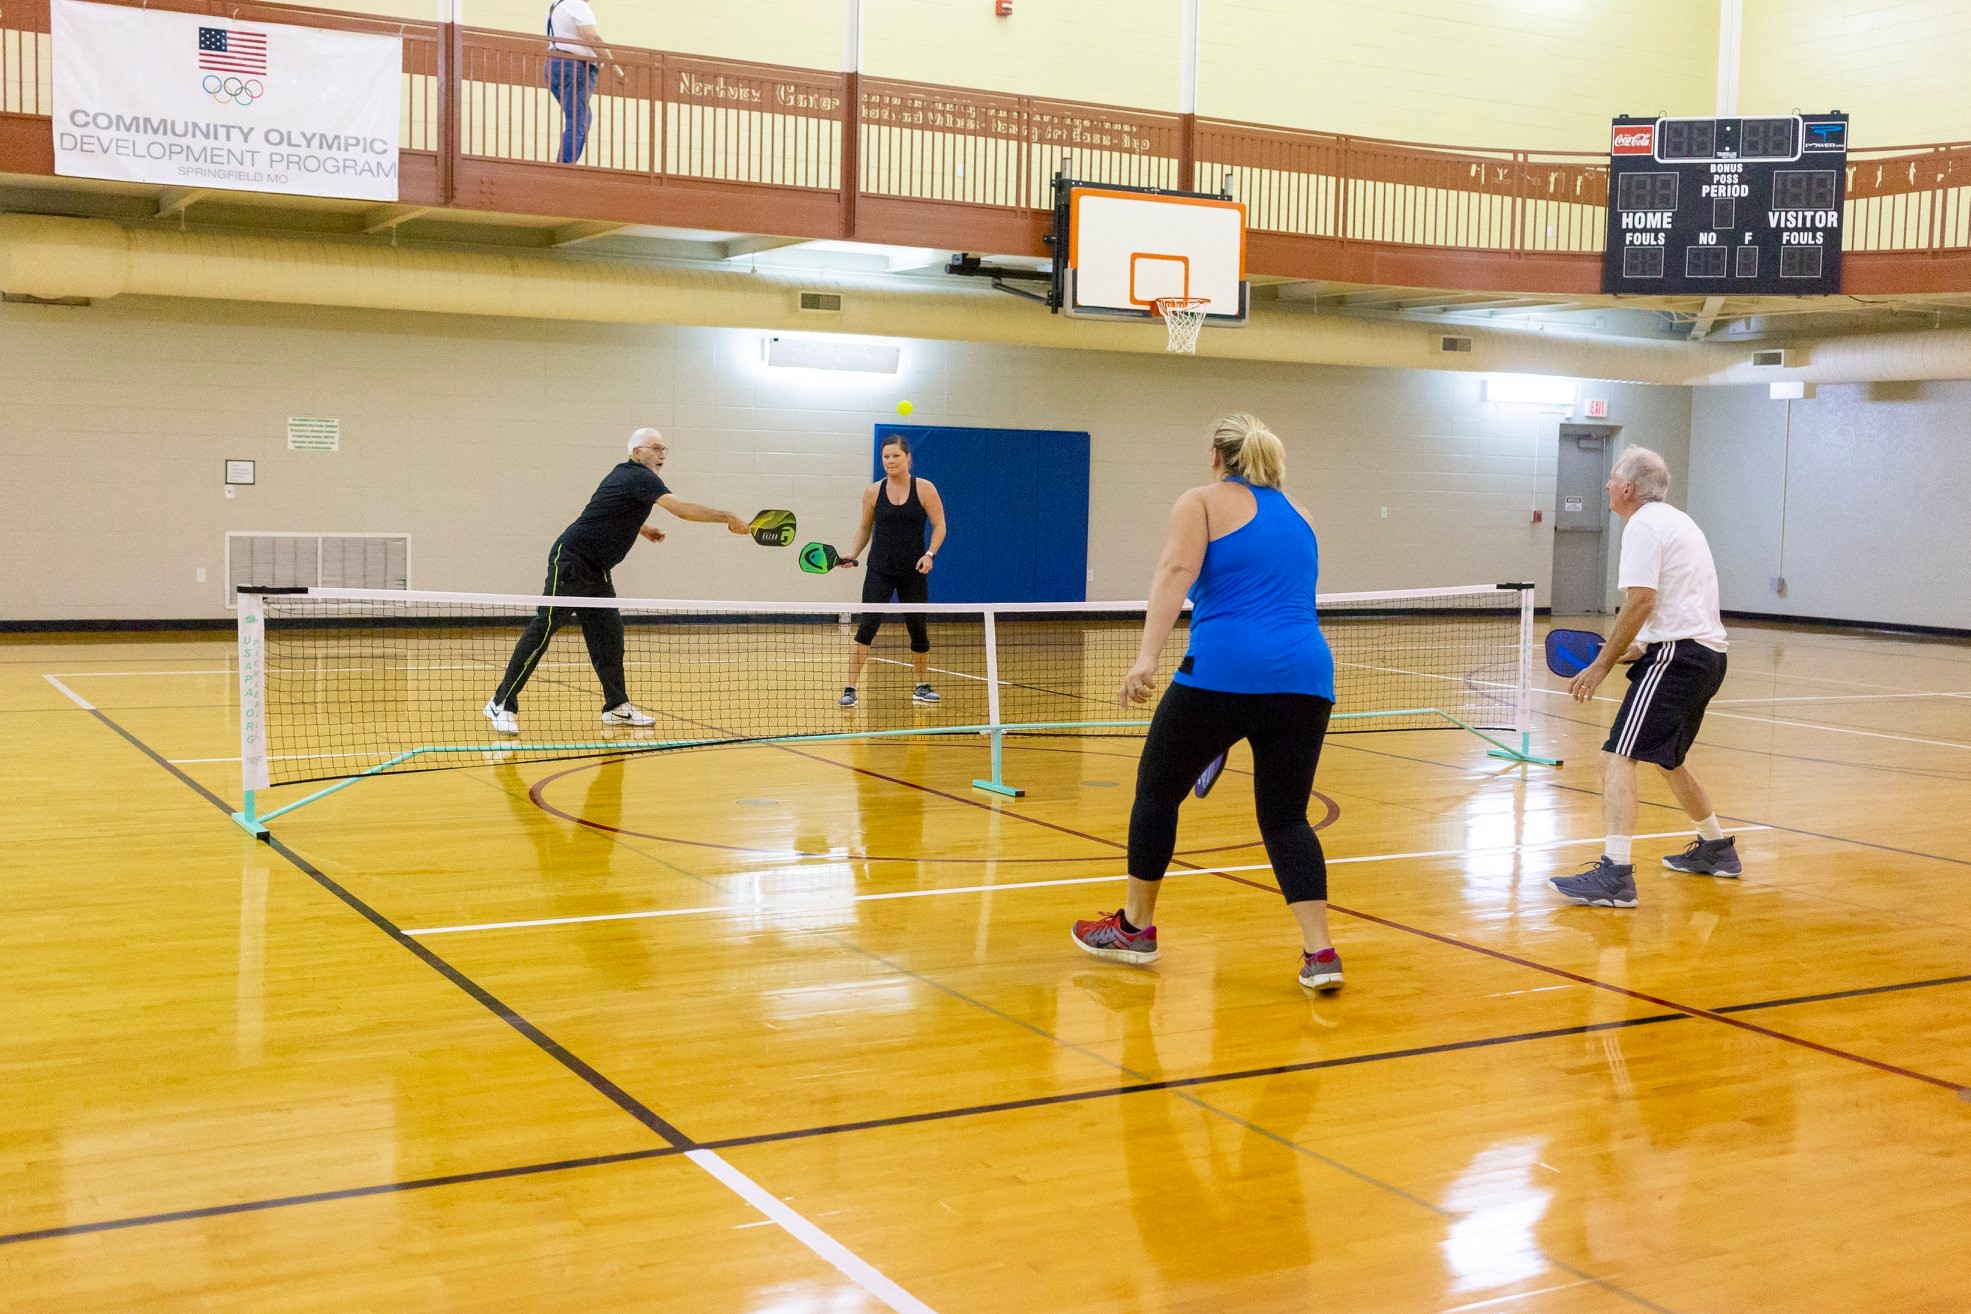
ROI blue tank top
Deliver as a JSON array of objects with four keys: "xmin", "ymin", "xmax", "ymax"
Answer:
[{"xmin": 1172, "ymin": 481, "xmax": 1334, "ymax": 699}]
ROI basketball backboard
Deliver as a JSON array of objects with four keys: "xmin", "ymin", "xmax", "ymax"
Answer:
[{"xmin": 1063, "ymin": 185, "xmax": 1247, "ymax": 326}]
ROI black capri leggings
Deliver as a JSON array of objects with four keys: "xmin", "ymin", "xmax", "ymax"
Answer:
[
  {"xmin": 1128, "ymin": 683, "xmax": 1334, "ymax": 904},
  {"xmin": 853, "ymin": 567, "xmax": 930, "ymax": 652}
]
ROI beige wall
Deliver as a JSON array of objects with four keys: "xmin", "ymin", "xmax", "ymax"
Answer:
[
  {"xmin": 861, "ymin": 0, "xmax": 1181, "ymax": 108},
  {"xmin": 1740, "ymin": 0, "xmax": 1971, "ymax": 145},
  {"xmin": 0, "ymin": 297, "xmax": 1689, "ymax": 621},
  {"xmin": 465, "ymin": 0, "xmax": 843, "ymax": 69},
  {"xmin": 1199, "ymin": 0, "xmax": 1718, "ymax": 150}
]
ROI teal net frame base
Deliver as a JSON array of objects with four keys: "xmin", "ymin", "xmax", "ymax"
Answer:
[{"xmin": 228, "ymin": 707, "xmax": 1550, "ymax": 833}]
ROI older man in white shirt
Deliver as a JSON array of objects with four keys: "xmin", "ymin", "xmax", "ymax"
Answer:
[{"xmin": 1553, "ymin": 445, "xmax": 1740, "ymax": 909}]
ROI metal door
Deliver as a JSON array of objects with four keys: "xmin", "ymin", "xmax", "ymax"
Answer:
[{"xmin": 1552, "ymin": 426, "xmax": 1614, "ymax": 614}]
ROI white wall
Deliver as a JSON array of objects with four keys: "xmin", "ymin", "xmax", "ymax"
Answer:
[
  {"xmin": 1689, "ymin": 383, "xmax": 1971, "ymax": 631},
  {"xmin": 0, "ymin": 296, "xmax": 1689, "ymax": 621}
]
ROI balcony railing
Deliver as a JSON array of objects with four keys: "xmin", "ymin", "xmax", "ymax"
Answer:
[{"xmin": 3, "ymin": 0, "xmax": 1968, "ymax": 293}]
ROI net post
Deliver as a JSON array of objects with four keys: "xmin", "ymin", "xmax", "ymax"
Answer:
[
  {"xmin": 231, "ymin": 588, "xmax": 272, "ymax": 839},
  {"xmin": 1485, "ymin": 582, "xmax": 1562, "ymax": 766},
  {"xmin": 971, "ymin": 609, "xmax": 1026, "ymax": 797}
]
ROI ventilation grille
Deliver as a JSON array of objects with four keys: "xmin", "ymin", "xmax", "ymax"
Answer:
[
  {"xmin": 1751, "ymin": 349, "xmax": 1787, "ymax": 367},
  {"xmin": 226, "ymin": 532, "xmax": 409, "ymax": 604},
  {"xmin": 797, "ymin": 291, "xmax": 843, "ymax": 313},
  {"xmin": 1439, "ymin": 335, "xmax": 1473, "ymax": 353}
]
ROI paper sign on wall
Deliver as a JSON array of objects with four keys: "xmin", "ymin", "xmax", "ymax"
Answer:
[
  {"xmin": 52, "ymin": 0, "xmax": 401, "ymax": 202},
  {"xmin": 1564, "ymin": 496, "xmax": 1585, "ymax": 513},
  {"xmin": 288, "ymin": 416, "xmax": 340, "ymax": 451}
]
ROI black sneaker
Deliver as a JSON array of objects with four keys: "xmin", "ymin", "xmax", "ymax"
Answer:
[
  {"xmin": 1662, "ymin": 836, "xmax": 1742, "ymax": 878},
  {"xmin": 1551, "ymin": 856, "xmax": 1638, "ymax": 907},
  {"xmin": 838, "ymin": 687, "xmax": 858, "ymax": 708}
]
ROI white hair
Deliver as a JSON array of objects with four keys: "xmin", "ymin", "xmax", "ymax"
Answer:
[
  {"xmin": 628, "ymin": 427, "xmax": 662, "ymax": 456},
  {"xmin": 1611, "ymin": 444, "xmax": 1670, "ymax": 502}
]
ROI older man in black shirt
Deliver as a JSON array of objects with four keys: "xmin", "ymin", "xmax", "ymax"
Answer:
[{"xmin": 484, "ymin": 428, "xmax": 747, "ymax": 735}]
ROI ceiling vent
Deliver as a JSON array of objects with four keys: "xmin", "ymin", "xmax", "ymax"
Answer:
[
  {"xmin": 1439, "ymin": 335, "xmax": 1473, "ymax": 353},
  {"xmin": 1751, "ymin": 349, "xmax": 1787, "ymax": 367},
  {"xmin": 797, "ymin": 291, "xmax": 843, "ymax": 313}
]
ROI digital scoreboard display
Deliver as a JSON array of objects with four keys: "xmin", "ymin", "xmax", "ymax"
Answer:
[{"xmin": 1603, "ymin": 113, "xmax": 1848, "ymax": 295}]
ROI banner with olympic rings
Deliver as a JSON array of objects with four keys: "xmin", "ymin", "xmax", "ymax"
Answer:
[{"xmin": 53, "ymin": 0, "xmax": 401, "ymax": 202}]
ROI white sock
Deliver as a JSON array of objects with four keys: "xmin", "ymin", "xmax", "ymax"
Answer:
[
  {"xmin": 1696, "ymin": 815, "xmax": 1726, "ymax": 842},
  {"xmin": 1604, "ymin": 836, "xmax": 1633, "ymax": 865}
]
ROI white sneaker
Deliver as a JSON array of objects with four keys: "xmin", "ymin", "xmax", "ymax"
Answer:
[
  {"xmin": 482, "ymin": 699, "xmax": 518, "ymax": 736},
  {"xmin": 601, "ymin": 702, "xmax": 655, "ymax": 726}
]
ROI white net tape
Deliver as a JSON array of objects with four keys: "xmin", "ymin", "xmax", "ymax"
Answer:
[{"xmin": 1155, "ymin": 297, "xmax": 1210, "ymax": 354}]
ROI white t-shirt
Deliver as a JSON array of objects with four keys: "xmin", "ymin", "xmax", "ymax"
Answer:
[
  {"xmin": 1618, "ymin": 500, "xmax": 1727, "ymax": 652},
  {"xmin": 547, "ymin": 0, "xmax": 598, "ymax": 59}
]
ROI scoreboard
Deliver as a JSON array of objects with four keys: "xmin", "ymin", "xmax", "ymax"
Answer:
[{"xmin": 1602, "ymin": 113, "xmax": 1848, "ymax": 295}]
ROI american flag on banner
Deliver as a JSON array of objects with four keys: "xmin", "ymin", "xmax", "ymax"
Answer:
[{"xmin": 198, "ymin": 27, "xmax": 268, "ymax": 76}]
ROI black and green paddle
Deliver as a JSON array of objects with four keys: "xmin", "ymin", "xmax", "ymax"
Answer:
[
  {"xmin": 748, "ymin": 509, "xmax": 797, "ymax": 547},
  {"xmin": 798, "ymin": 542, "xmax": 859, "ymax": 574}
]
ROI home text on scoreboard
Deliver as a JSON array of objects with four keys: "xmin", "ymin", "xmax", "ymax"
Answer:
[{"xmin": 1603, "ymin": 113, "xmax": 1849, "ymax": 295}]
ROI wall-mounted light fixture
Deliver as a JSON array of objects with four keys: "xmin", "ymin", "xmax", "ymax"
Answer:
[
  {"xmin": 1482, "ymin": 374, "xmax": 1576, "ymax": 406},
  {"xmin": 763, "ymin": 336, "xmax": 901, "ymax": 373}
]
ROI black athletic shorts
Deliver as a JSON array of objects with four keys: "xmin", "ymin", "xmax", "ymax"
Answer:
[{"xmin": 1603, "ymin": 639, "xmax": 1727, "ymax": 769}]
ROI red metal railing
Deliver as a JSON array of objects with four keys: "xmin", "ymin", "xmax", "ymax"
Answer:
[{"xmin": 3, "ymin": 0, "xmax": 1968, "ymax": 287}]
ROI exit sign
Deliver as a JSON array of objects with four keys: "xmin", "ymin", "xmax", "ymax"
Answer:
[{"xmin": 1584, "ymin": 399, "xmax": 1610, "ymax": 418}]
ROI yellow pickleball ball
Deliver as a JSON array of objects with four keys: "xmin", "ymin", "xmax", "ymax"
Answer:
[{"xmin": 896, "ymin": 400, "xmax": 914, "ymax": 417}]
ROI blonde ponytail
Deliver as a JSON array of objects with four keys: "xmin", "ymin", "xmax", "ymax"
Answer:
[{"xmin": 1211, "ymin": 412, "xmax": 1285, "ymax": 488}]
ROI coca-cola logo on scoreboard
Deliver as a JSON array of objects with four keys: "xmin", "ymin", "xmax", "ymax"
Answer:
[{"xmin": 1611, "ymin": 126, "xmax": 1655, "ymax": 156}]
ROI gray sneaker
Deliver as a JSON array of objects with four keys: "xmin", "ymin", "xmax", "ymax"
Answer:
[
  {"xmin": 1298, "ymin": 947, "xmax": 1343, "ymax": 993},
  {"xmin": 1551, "ymin": 856, "xmax": 1638, "ymax": 908},
  {"xmin": 912, "ymin": 684, "xmax": 941, "ymax": 704},
  {"xmin": 838, "ymin": 687, "xmax": 857, "ymax": 708},
  {"xmin": 1662, "ymin": 836, "xmax": 1742, "ymax": 878}
]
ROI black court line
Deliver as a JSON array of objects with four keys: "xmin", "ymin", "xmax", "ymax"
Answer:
[
  {"xmin": 703, "ymin": 1013, "xmax": 1690, "ymax": 1151},
  {"xmin": 28, "ymin": 691, "xmax": 1967, "ymax": 1263},
  {"xmin": 0, "ymin": 1148, "xmax": 681, "ymax": 1247},
  {"xmin": 1712, "ymin": 972, "xmax": 1971, "ymax": 1014},
  {"xmin": 15, "ymin": 959, "xmax": 1971, "ymax": 1252},
  {"xmin": 77, "ymin": 705, "xmax": 697, "ymax": 1149}
]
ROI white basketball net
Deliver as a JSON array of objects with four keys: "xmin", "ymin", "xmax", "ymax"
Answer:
[{"xmin": 1154, "ymin": 297, "xmax": 1210, "ymax": 354}]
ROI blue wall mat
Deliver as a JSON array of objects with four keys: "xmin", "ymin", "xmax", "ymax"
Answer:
[{"xmin": 871, "ymin": 425, "xmax": 1090, "ymax": 604}]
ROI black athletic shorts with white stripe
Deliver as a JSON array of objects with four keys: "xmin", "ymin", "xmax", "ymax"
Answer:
[{"xmin": 1603, "ymin": 639, "xmax": 1727, "ymax": 769}]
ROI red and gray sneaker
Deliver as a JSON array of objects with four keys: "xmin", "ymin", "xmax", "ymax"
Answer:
[
  {"xmin": 1299, "ymin": 947, "xmax": 1343, "ymax": 993},
  {"xmin": 1071, "ymin": 909, "xmax": 1159, "ymax": 964}
]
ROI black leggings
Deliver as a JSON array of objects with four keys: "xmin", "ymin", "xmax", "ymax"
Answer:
[
  {"xmin": 1128, "ymin": 684, "xmax": 1334, "ymax": 904},
  {"xmin": 853, "ymin": 567, "xmax": 930, "ymax": 652}
]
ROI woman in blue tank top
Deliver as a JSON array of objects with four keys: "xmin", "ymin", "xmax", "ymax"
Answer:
[{"xmin": 1071, "ymin": 414, "xmax": 1344, "ymax": 993}]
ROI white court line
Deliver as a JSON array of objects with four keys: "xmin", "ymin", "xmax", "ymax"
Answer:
[
  {"xmin": 1710, "ymin": 690, "xmax": 1971, "ymax": 706},
  {"xmin": 686, "ymin": 1150, "xmax": 936, "ymax": 1314},
  {"xmin": 42, "ymin": 676, "xmax": 96, "ymax": 711},
  {"xmin": 402, "ymin": 828, "xmax": 1766, "ymax": 937},
  {"xmin": 1535, "ymin": 685, "xmax": 1971, "ymax": 752}
]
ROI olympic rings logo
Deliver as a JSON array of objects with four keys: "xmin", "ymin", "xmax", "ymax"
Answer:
[{"xmin": 202, "ymin": 74, "xmax": 264, "ymax": 106}]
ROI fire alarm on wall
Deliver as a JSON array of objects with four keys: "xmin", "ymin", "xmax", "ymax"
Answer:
[{"xmin": 995, "ymin": 0, "xmax": 1012, "ymax": 14}]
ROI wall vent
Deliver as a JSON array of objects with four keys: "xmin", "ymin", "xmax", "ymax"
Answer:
[
  {"xmin": 1439, "ymin": 335, "xmax": 1473, "ymax": 353},
  {"xmin": 226, "ymin": 532, "xmax": 410, "ymax": 605},
  {"xmin": 1751, "ymin": 348, "xmax": 1787, "ymax": 367},
  {"xmin": 797, "ymin": 291, "xmax": 843, "ymax": 313}
]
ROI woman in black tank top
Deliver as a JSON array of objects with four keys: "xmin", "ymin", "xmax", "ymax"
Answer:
[{"xmin": 839, "ymin": 434, "xmax": 948, "ymax": 708}]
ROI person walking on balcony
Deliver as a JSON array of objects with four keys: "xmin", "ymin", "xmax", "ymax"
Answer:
[{"xmin": 546, "ymin": 0, "xmax": 624, "ymax": 165}]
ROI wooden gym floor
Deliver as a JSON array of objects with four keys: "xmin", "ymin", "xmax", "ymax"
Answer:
[{"xmin": 3, "ymin": 619, "xmax": 1969, "ymax": 1312}]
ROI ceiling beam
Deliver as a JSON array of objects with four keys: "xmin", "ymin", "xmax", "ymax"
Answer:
[
  {"xmin": 1689, "ymin": 294, "xmax": 1729, "ymax": 340},
  {"xmin": 361, "ymin": 204, "xmax": 431, "ymax": 235},
  {"xmin": 719, "ymin": 235, "xmax": 809, "ymax": 261},
  {"xmin": 551, "ymin": 221, "xmax": 632, "ymax": 248},
  {"xmin": 155, "ymin": 189, "xmax": 206, "ymax": 219}
]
